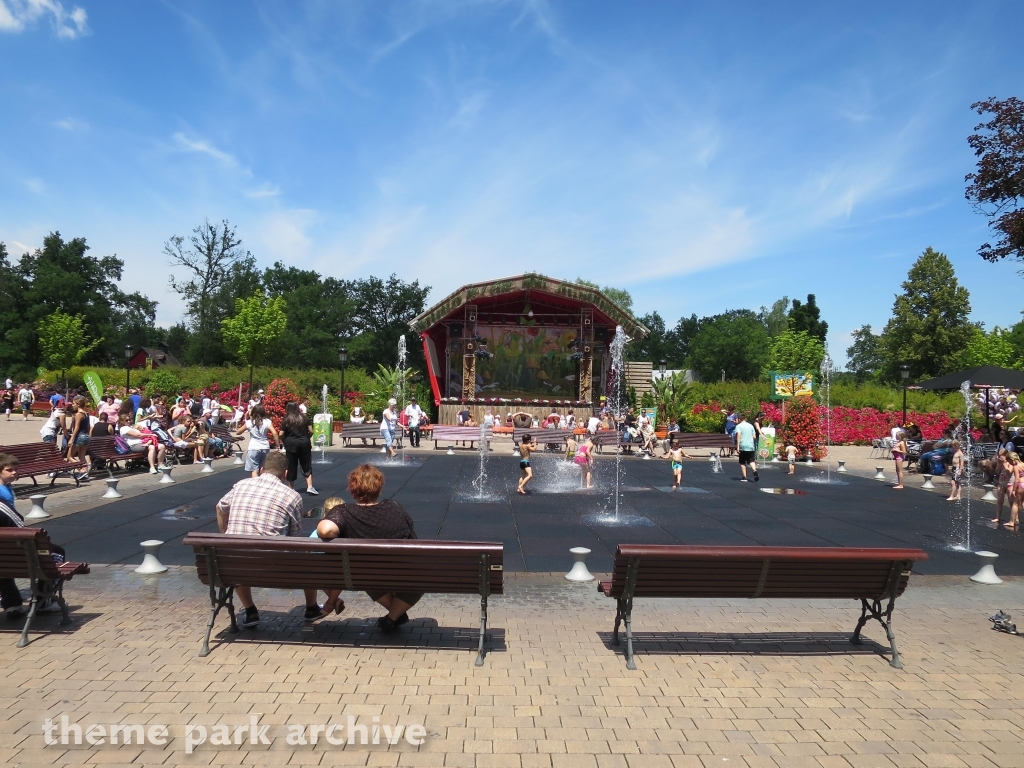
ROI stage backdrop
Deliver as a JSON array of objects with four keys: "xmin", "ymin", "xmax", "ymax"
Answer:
[{"xmin": 450, "ymin": 325, "xmax": 582, "ymax": 398}]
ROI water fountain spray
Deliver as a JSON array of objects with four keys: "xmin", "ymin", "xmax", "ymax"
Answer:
[
  {"xmin": 395, "ymin": 335, "xmax": 408, "ymax": 464},
  {"xmin": 821, "ymin": 352, "xmax": 833, "ymax": 484},
  {"xmin": 608, "ymin": 325, "xmax": 631, "ymax": 519},
  {"xmin": 952, "ymin": 380, "xmax": 974, "ymax": 552}
]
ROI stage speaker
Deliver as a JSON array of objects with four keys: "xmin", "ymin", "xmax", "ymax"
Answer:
[
  {"xmin": 583, "ymin": 345, "xmax": 592, "ymax": 354},
  {"xmin": 450, "ymin": 324, "xmax": 463, "ymax": 338},
  {"xmin": 595, "ymin": 327, "xmax": 607, "ymax": 342}
]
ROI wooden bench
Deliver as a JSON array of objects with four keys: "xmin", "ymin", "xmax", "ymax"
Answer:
[
  {"xmin": 0, "ymin": 527, "xmax": 90, "ymax": 647},
  {"xmin": 599, "ymin": 544, "xmax": 928, "ymax": 670},
  {"xmin": 1, "ymin": 442, "xmax": 78, "ymax": 487},
  {"xmin": 668, "ymin": 432, "xmax": 736, "ymax": 453},
  {"xmin": 513, "ymin": 427, "xmax": 575, "ymax": 451},
  {"xmin": 182, "ymin": 533, "xmax": 503, "ymax": 665},
  {"xmin": 592, "ymin": 430, "xmax": 628, "ymax": 454},
  {"xmin": 87, "ymin": 436, "xmax": 147, "ymax": 475},
  {"xmin": 431, "ymin": 426, "xmax": 492, "ymax": 451},
  {"xmin": 340, "ymin": 423, "xmax": 404, "ymax": 448}
]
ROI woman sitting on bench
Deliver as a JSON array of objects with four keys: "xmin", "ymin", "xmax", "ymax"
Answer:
[{"xmin": 316, "ymin": 464, "xmax": 421, "ymax": 633}]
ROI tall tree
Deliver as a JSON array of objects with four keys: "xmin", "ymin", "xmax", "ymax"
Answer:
[
  {"xmin": 845, "ymin": 325, "xmax": 883, "ymax": 382},
  {"xmin": 768, "ymin": 330, "xmax": 825, "ymax": 372},
  {"xmin": 788, "ymin": 294, "xmax": 828, "ymax": 342},
  {"xmin": 760, "ymin": 296, "xmax": 790, "ymax": 337},
  {"xmin": 628, "ymin": 311, "xmax": 686, "ymax": 367},
  {"xmin": 686, "ymin": 310, "xmax": 770, "ymax": 382},
  {"xmin": 348, "ymin": 275, "xmax": 431, "ymax": 373},
  {"xmin": 965, "ymin": 97, "xmax": 1024, "ymax": 265},
  {"xmin": 960, "ymin": 327, "xmax": 1018, "ymax": 369},
  {"xmin": 164, "ymin": 219, "xmax": 253, "ymax": 364},
  {"xmin": 220, "ymin": 293, "xmax": 289, "ymax": 392},
  {"xmin": 879, "ymin": 247, "xmax": 973, "ymax": 381},
  {"xmin": 37, "ymin": 310, "xmax": 103, "ymax": 396}
]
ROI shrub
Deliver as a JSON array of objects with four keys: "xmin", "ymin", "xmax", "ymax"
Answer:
[
  {"xmin": 779, "ymin": 396, "xmax": 826, "ymax": 459},
  {"xmin": 145, "ymin": 368, "xmax": 182, "ymax": 397}
]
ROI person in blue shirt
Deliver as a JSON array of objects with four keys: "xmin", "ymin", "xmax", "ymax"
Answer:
[
  {"xmin": 733, "ymin": 413, "xmax": 759, "ymax": 482},
  {"xmin": 48, "ymin": 393, "xmax": 64, "ymax": 411},
  {"xmin": 723, "ymin": 405, "xmax": 739, "ymax": 456}
]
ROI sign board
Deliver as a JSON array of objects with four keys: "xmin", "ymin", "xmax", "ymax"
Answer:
[
  {"xmin": 769, "ymin": 371, "xmax": 816, "ymax": 400},
  {"xmin": 312, "ymin": 413, "xmax": 333, "ymax": 448}
]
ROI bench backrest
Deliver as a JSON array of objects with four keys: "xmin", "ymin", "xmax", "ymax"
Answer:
[
  {"xmin": 183, "ymin": 533, "xmax": 504, "ymax": 595},
  {"xmin": 87, "ymin": 436, "xmax": 119, "ymax": 456},
  {"xmin": 0, "ymin": 527, "xmax": 62, "ymax": 580},
  {"xmin": 607, "ymin": 545, "xmax": 927, "ymax": 601},
  {"xmin": 592, "ymin": 431, "xmax": 624, "ymax": 444},
  {"xmin": 513, "ymin": 428, "xmax": 574, "ymax": 445},
  {"xmin": 672, "ymin": 433, "xmax": 734, "ymax": 448},
  {"xmin": 341, "ymin": 423, "xmax": 385, "ymax": 437},
  {"xmin": 432, "ymin": 426, "xmax": 492, "ymax": 440}
]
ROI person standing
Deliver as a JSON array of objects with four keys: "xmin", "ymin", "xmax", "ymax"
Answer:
[
  {"xmin": 380, "ymin": 399, "xmax": 401, "ymax": 459},
  {"xmin": 574, "ymin": 435, "xmax": 594, "ymax": 489},
  {"xmin": 237, "ymin": 404, "xmax": 278, "ymax": 478},
  {"xmin": 734, "ymin": 413, "xmax": 759, "ymax": 482},
  {"xmin": 404, "ymin": 397, "xmax": 424, "ymax": 448},
  {"xmin": 280, "ymin": 402, "xmax": 318, "ymax": 495},
  {"xmin": 1, "ymin": 388, "xmax": 12, "ymax": 421},
  {"xmin": 946, "ymin": 440, "xmax": 965, "ymax": 502},
  {"xmin": 216, "ymin": 451, "xmax": 322, "ymax": 627},
  {"xmin": 517, "ymin": 434, "xmax": 535, "ymax": 494},
  {"xmin": 723, "ymin": 405, "xmax": 738, "ymax": 456},
  {"xmin": 891, "ymin": 430, "xmax": 907, "ymax": 490},
  {"xmin": 17, "ymin": 384, "xmax": 33, "ymax": 421},
  {"xmin": 65, "ymin": 397, "xmax": 92, "ymax": 482}
]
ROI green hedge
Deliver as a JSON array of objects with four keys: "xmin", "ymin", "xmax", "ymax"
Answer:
[{"xmin": 684, "ymin": 381, "xmax": 964, "ymax": 413}]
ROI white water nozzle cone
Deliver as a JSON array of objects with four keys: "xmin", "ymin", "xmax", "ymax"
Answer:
[
  {"xmin": 873, "ymin": 466, "xmax": 886, "ymax": 480},
  {"xmin": 25, "ymin": 494, "xmax": 50, "ymax": 521},
  {"xmin": 158, "ymin": 466, "xmax": 175, "ymax": 484},
  {"xmin": 200, "ymin": 457, "xmax": 215, "ymax": 473},
  {"xmin": 921, "ymin": 474, "xmax": 935, "ymax": 489},
  {"xmin": 446, "ymin": 446, "xmax": 454, "ymax": 456},
  {"xmin": 805, "ymin": 456, "xmax": 813, "ymax": 465},
  {"xmin": 970, "ymin": 551, "xmax": 1003, "ymax": 585},
  {"xmin": 565, "ymin": 547, "xmax": 594, "ymax": 582},
  {"xmin": 981, "ymin": 484, "xmax": 997, "ymax": 502},
  {"xmin": 135, "ymin": 540, "xmax": 168, "ymax": 575},
  {"xmin": 512, "ymin": 446, "xmax": 520, "ymax": 457},
  {"xmin": 642, "ymin": 452, "xmax": 651, "ymax": 460},
  {"xmin": 233, "ymin": 452, "xmax": 244, "ymax": 465},
  {"xmin": 101, "ymin": 478, "xmax": 122, "ymax": 499},
  {"xmin": 837, "ymin": 460, "xmax": 847, "ymax": 473}
]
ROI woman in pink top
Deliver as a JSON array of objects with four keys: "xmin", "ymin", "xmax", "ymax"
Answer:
[{"xmin": 96, "ymin": 395, "xmax": 120, "ymax": 424}]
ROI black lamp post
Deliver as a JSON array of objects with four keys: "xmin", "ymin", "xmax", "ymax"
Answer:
[
  {"xmin": 659, "ymin": 359, "xmax": 668, "ymax": 426},
  {"xmin": 338, "ymin": 347, "xmax": 348, "ymax": 405},
  {"xmin": 124, "ymin": 344, "xmax": 133, "ymax": 396},
  {"xmin": 900, "ymin": 365, "xmax": 910, "ymax": 426}
]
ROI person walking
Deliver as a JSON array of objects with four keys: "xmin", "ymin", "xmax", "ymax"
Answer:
[
  {"xmin": 65, "ymin": 396, "xmax": 92, "ymax": 481},
  {"xmin": 734, "ymin": 413, "xmax": 758, "ymax": 482},
  {"xmin": 666, "ymin": 444, "xmax": 693, "ymax": 490},
  {"xmin": 17, "ymin": 384, "xmax": 33, "ymax": 421},
  {"xmin": 280, "ymin": 402, "xmax": 318, "ymax": 495},
  {"xmin": 237, "ymin": 404, "xmax": 278, "ymax": 478},
  {"xmin": 404, "ymin": 397, "xmax": 424, "ymax": 448},
  {"xmin": 380, "ymin": 399, "xmax": 401, "ymax": 459},
  {"xmin": 517, "ymin": 434, "xmax": 535, "ymax": 494}
]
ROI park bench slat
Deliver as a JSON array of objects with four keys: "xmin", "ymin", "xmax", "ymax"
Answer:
[
  {"xmin": 599, "ymin": 543, "xmax": 927, "ymax": 670},
  {"xmin": 339, "ymin": 423, "xmax": 404, "ymax": 448},
  {"xmin": 0, "ymin": 442, "xmax": 78, "ymax": 487},
  {"xmin": 183, "ymin": 532, "xmax": 503, "ymax": 663},
  {"xmin": 0, "ymin": 527, "xmax": 89, "ymax": 647},
  {"xmin": 431, "ymin": 426, "xmax": 492, "ymax": 450}
]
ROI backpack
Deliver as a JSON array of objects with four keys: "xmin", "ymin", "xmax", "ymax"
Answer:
[{"xmin": 114, "ymin": 435, "xmax": 132, "ymax": 454}]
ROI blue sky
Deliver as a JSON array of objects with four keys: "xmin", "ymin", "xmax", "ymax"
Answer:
[{"xmin": 1, "ymin": 1, "xmax": 1022, "ymax": 366}]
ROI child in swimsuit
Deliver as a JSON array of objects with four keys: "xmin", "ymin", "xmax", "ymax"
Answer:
[
  {"xmin": 785, "ymin": 444, "xmax": 797, "ymax": 475},
  {"xmin": 892, "ymin": 430, "xmax": 907, "ymax": 490},
  {"xmin": 1010, "ymin": 452, "xmax": 1023, "ymax": 528},
  {"xmin": 517, "ymin": 434, "xmax": 534, "ymax": 494},
  {"xmin": 574, "ymin": 436, "xmax": 594, "ymax": 489},
  {"xmin": 667, "ymin": 445, "xmax": 693, "ymax": 489},
  {"xmin": 992, "ymin": 449, "xmax": 1011, "ymax": 525},
  {"xmin": 945, "ymin": 440, "xmax": 963, "ymax": 501}
]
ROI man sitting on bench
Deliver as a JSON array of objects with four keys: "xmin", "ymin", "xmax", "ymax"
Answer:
[{"xmin": 215, "ymin": 451, "xmax": 323, "ymax": 627}]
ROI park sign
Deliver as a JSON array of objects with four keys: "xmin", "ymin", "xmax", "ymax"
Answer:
[
  {"xmin": 83, "ymin": 371, "xmax": 104, "ymax": 405},
  {"xmin": 769, "ymin": 371, "xmax": 816, "ymax": 401}
]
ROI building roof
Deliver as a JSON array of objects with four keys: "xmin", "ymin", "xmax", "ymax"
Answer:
[
  {"xmin": 136, "ymin": 347, "xmax": 182, "ymax": 367},
  {"xmin": 409, "ymin": 273, "xmax": 649, "ymax": 338}
]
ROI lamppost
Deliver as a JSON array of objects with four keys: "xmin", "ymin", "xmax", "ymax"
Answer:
[
  {"xmin": 659, "ymin": 359, "xmax": 667, "ymax": 380},
  {"xmin": 338, "ymin": 347, "xmax": 348, "ymax": 405},
  {"xmin": 124, "ymin": 344, "xmax": 133, "ymax": 396},
  {"xmin": 900, "ymin": 365, "xmax": 910, "ymax": 426}
]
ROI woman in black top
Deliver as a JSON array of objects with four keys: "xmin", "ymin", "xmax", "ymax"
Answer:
[
  {"xmin": 90, "ymin": 412, "xmax": 114, "ymax": 437},
  {"xmin": 280, "ymin": 401, "xmax": 318, "ymax": 495},
  {"xmin": 316, "ymin": 464, "xmax": 420, "ymax": 633}
]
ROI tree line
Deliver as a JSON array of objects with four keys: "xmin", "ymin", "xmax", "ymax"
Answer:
[{"xmin": 0, "ymin": 221, "xmax": 431, "ymax": 382}]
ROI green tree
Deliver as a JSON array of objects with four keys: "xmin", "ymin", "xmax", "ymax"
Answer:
[
  {"xmin": 165, "ymin": 219, "xmax": 256, "ymax": 365},
  {"xmin": 220, "ymin": 293, "xmax": 288, "ymax": 392},
  {"xmin": 879, "ymin": 247, "xmax": 973, "ymax": 381},
  {"xmin": 961, "ymin": 327, "xmax": 1018, "ymax": 368},
  {"xmin": 651, "ymin": 372, "xmax": 692, "ymax": 425},
  {"xmin": 575, "ymin": 278, "xmax": 633, "ymax": 315},
  {"xmin": 348, "ymin": 275, "xmax": 431, "ymax": 373},
  {"xmin": 687, "ymin": 310, "xmax": 770, "ymax": 382},
  {"xmin": 1007, "ymin": 312, "xmax": 1024, "ymax": 362},
  {"xmin": 768, "ymin": 330, "xmax": 825, "ymax": 372},
  {"xmin": 37, "ymin": 310, "xmax": 103, "ymax": 396},
  {"xmin": 788, "ymin": 294, "xmax": 828, "ymax": 341},
  {"xmin": 760, "ymin": 296, "xmax": 790, "ymax": 337},
  {"xmin": 845, "ymin": 325, "xmax": 883, "ymax": 382},
  {"xmin": 965, "ymin": 97, "xmax": 1024, "ymax": 265}
]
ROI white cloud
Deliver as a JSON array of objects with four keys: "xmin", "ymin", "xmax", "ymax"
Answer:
[
  {"xmin": 53, "ymin": 116, "xmax": 86, "ymax": 131},
  {"xmin": 245, "ymin": 183, "xmax": 281, "ymax": 199},
  {"xmin": 172, "ymin": 132, "xmax": 238, "ymax": 167},
  {"xmin": 256, "ymin": 209, "xmax": 317, "ymax": 261},
  {"xmin": 24, "ymin": 178, "xmax": 44, "ymax": 194},
  {"xmin": 0, "ymin": 0, "xmax": 89, "ymax": 38}
]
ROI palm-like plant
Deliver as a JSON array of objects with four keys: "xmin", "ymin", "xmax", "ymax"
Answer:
[{"xmin": 651, "ymin": 372, "xmax": 692, "ymax": 427}]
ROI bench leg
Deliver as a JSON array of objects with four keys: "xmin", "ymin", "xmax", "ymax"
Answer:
[
  {"xmin": 612, "ymin": 598, "xmax": 623, "ymax": 645},
  {"xmin": 851, "ymin": 599, "xmax": 870, "ymax": 644},
  {"xmin": 16, "ymin": 596, "xmax": 41, "ymax": 648},
  {"xmin": 200, "ymin": 585, "xmax": 235, "ymax": 657},
  {"xmin": 475, "ymin": 595, "xmax": 488, "ymax": 667},
  {"xmin": 624, "ymin": 605, "xmax": 636, "ymax": 671},
  {"xmin": 851, "ymin": 597, "xmax": 903, "ymax": 669},
  {"xmin": 55, "ymin": 581, "xmax": 71, "ymax": 626}
]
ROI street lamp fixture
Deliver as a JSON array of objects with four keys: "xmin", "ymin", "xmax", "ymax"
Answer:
[
  {"xmin": 124, "ymin": 344, "xmax": 134, "ymax": 396},
  {"xmin": 659, "ymin": 359, "xmax": 667, "ymax": 379},
  {"xmin": 338, "ymin": 347, "xmax": 348, "ymax": 405},
  {"xmin": 899, "ymin": 365, "xmax": 910, "ymax": 426}
]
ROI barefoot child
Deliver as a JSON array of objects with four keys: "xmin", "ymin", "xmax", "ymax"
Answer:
[
  {"xmin": 785, "ymin": 443, "xmax": 797, "ymax": 475},
  {"xmin": 892, "ymin": 430, "xmax": 907, "ymax": 490},
  {"xmin": 666, "ymin": 444, "xmax": 693, "ymax": 489},
  {"xmin": 574, "ymin": 435, "xmax": 594, "ymax": 489},
  {"xmin": 517, "ymin": 434, "xmax": 534, "ymax": 494},
  {"xmin": 945, "ymin": 440, "xmax": 963, "ymax": 501}
]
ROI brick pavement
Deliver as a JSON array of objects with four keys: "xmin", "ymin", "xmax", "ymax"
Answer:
[{"xmin": 2, "ymin": 567, "xmax": 1023, "ymax": 768}]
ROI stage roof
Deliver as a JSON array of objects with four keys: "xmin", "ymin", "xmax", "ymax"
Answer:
[{"xmin": 409, "ymin": 273, "xmax": 649, "ymax": 338}]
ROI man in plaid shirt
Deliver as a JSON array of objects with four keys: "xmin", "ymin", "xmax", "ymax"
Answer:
[{"xmin": 216, "ymin": 451, "xmax": 323, "ymax": 627}]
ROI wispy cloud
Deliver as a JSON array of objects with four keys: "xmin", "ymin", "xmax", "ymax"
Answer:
[
  {"xmin": 246, "ymin": 183, "xmax": 281, "ymax": 199},
  {"xmin": 53, "ymin": 116, "xmax": 86, "ymax": 130},
  {"xmin": 24, "ymin": 178, "xmax": 44, "ymax": 194},
  {"xmin": 0, "ymin": 0, "xmax": 88, "ymax": 39},
  {"xmin": 172, "ymin": 132, "xmax": 238, "ymax": 167}
]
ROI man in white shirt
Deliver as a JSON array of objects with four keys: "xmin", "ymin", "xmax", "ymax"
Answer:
[
  {"xmin": 404, "ymin": 397, "xmax": 424, "ymax": 448},
  {"xmin": 17, "ymin": 386, "xmax": 33, "ymax": 421},
  {"xmin": 248, "ymin": 389, "xmax": 265, "ymax": 412},
  {"xmin": 586, "ymin": 414, "xmax": 600, "ymax": 435}
]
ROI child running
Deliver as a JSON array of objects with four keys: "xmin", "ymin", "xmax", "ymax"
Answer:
[
  {"xmin": 785, "ymin": 443, "xmax": 797, "ymax": 475},
  {"xmin": 666, "ymin": 444, "xmax": 693, "ymax": 489},
  {"xmin": 517, "ymin": 434, "xmax": 534, "ymax": 494},
  {"xmin": 945, "ymin": 440, "xmax": 964, "ymax": 501}
]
